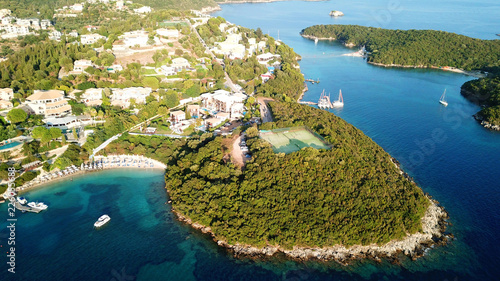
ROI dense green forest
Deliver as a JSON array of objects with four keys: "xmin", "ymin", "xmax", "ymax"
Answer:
[
  {"xmin": 154, "ymin": 102, "xmax": 429, "ymax": 248},
  {"xmin": 461, "ymin": 76, "xmax": 500, "ymax": 126},
  {"xmin": 0, "ymin": 0, "xmax": 216, "ymax": 18},
  {"xmin": 301, "ymin": 25, "xmax": 500, "ymax": 72}
]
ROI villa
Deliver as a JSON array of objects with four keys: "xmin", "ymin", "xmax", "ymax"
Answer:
[
  {"xmin": 187, "ymin": 104, "xmax": 200, "ymax": 118},
  {"xmin": 171, "ymin": 57, "xmax": 191, "ymax": 71},
  {"xmin": 119, "ymin": 30, "xmax": 157, "ymax": 47},
  {"xmin": 160, "ymin": 65, "xmax": 176, "ymax": 76},
  {"xmin": 257, "ymin": 53, "xmax": 281, "ymax": 65},
  {"xmin": 0, "ymin": 100, "xmax": 13, "ymax": 110},
  {"xmin": 25, "ymin": 90, "xmax": 72, "ymax": 118},
  {"xmin": 110, "ymin": 87, "xmax": 152, "ymax": 109},
  {"xmin": 72, "ymin": 59, "xmax": 93, "ymax": 74},
  {"xmin": 81, "ymin": 33, "xmax": 106, "ymax": 45},
  {"xmin": 170, "ymin": 110, "xmax": 186, "ymax": 123},
  {"xmin": 81, "ymin": 88, "xmax": 104, "ymax": 106},
  {"xmin": 0, "ymin": 88, "xmax": 13, "ymax": 101}
]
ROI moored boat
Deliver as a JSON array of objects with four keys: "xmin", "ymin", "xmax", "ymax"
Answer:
[{"xmin": 332, "ymin": 89, "xmax": 344, "ymax": 108}]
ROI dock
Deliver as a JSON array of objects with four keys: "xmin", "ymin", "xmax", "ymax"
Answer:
[
  {"xmin": 14, "ymin": 201, "xmax": 42, "ymax": 213},
  {"xmin": 298, "ymin": 101, "xmax": 318, "ymax": 105},
  {"xmin": 305, "ymin": 78, "xmax": 320, "ymax": 84}
]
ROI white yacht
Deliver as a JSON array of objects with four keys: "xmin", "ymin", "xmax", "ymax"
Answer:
[
  {"xmin": 94, "ymin": 215, "xmax": 111, "ymax": 228},
  {"xmin": 17, "ymin": 197, "xmax": 27, "ymax": 205},
  {"xmin": 28, "ymin": 202, "xmax": 48, "ymax": 210}
]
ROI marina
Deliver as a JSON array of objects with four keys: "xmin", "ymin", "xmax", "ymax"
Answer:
[{"xmin": 317, "ymin": 89, "xmax": 333, "ymax": 109}]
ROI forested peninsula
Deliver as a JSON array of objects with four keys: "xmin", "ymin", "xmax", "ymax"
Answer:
[
  {"xmin": 147, "ymin": 102, "xmax": 449, "ymax": 262},
  {"xmin": 301, "ymin": 25, "xmax": 500, "ymax": 131},
  {"xmin": 461, "ymin": 76, "xmax": 500, "ymax": 129},
  {"xmin": 300, "ymin": 25, "xmax": 500, "ymax": 72}
]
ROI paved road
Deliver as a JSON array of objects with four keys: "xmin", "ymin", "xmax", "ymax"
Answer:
[
  {"xmin": 257, "ymin": 97, "xmax": 274, "ymax": 123},
  {"xmin": 191, "ymin": 21, "xmax": 240, "ymax": 93}
]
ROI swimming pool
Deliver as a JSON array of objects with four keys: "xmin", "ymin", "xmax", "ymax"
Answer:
[{"xmin": 0, "ymin": 141, "xmax": 22, "ymax": 150}]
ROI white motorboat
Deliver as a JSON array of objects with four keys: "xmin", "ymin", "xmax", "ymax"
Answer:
[{"xmin": 94, "ymin": 215, "xmax": 111, "ymax": 228}]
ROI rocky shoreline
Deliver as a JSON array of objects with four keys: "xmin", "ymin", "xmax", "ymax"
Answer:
[
  {"xmin": 170, "ymin": 198, "xmax": 450, "ymax": 264},
  {"xmin": 460, "ymin": 87, "xmax": 500, "ymax": 131},
  {"xmin": 473, "ymin": 114, "xmax": 500, "ymax": 131}
]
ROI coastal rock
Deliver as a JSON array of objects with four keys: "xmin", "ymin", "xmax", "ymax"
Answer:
[
  {"xmin": 171, "ymin": 198, "xmax": 449, "ymax": 264},
  {"xmin": 329, "ymin": 10, "xmax": 344, "ymax": 17}
]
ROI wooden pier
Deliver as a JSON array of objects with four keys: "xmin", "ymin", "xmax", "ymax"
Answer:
[
  {"xmin": 298, "ymin": 101, "xmax": 318, "ymax": 105},
  {"xmin": 305, "ymin": 78, "xmax": 320, "ymax": 84},
  {"xmin": 14, "ymin": 201, "xmax": 42, "ymax": 213}
]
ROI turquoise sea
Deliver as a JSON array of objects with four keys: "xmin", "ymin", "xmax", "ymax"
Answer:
[{"xmin": 2, "ymin": 1, "xmax": 500, "ymax": 280}]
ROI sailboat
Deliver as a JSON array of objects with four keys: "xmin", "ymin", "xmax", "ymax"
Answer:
[
  {"xmin": 332, "ymin": 89, "xmax": 344, "ymax": 108},
  {"xmin": 439, "ymin": 89, "xmax": 448, "ymax": 106},
  {"xmin": 318, "ymin": 90, "xmax": 328, "ymax": 109}
]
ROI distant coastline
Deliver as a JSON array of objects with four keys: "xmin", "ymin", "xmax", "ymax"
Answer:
[
  {"xmin": 301, "ymin": 34, "xmax": 487, "ymax": 79},
  {"xmin": 217, "ymin": 0, "xmax": 326, "ymax": 4}
]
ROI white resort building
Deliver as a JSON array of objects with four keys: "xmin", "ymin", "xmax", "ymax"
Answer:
[
  {"xmin": 25, "ymin": 90, "xmax": 72, "ymax": 117},
  {"xmin": 200, "ymin": 90, "xmax": 247, "ymax": 119}
]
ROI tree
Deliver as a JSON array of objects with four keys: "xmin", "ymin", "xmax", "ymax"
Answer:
[
  {"xmin": 32, "ymin": 126, "xmax": 48, "ymax": 139},
  {"xmin": 7, "ymin": 109, "xmax": 27, "ymax": 124},
  {"xmin": 49, "ymin": 128, "xmax": 62, "ymax": 141},
  {"xmin": 164, "ymin": 90, "xmax": 179, "ymax": 108},
  {"xmin": 53, "ymin": 157, "xmax": 72, "ymax": 170}
]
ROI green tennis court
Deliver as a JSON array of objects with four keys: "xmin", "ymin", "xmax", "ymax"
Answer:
[{"xmin": 260, "ymin": 127, "xmax": 331, "ymax": 154}]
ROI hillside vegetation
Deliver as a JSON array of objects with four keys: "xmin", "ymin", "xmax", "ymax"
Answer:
[
  {"xmin": 461, "ymin": 76, "xmax": 500, "ymax": 126},
  {"xmin": 301, "ymin": 25, "xmax": 500, "ymax": 72},
  {"xmin": 0, "ymin": 0, "xmax": 216, "ymax": 18},
  {"xmin": 163, "ymin": 102, "xmax": 430, "ymax": 248}
]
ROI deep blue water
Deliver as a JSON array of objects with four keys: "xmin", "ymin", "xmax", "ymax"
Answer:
[{"xmin": 1, "ymin": 1, "xmax": 500, "ymax": 280}]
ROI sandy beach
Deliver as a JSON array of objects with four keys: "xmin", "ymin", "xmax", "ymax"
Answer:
[{"xmin": 10, "ymin": 155, "xmax": 166, "ymax": 196}]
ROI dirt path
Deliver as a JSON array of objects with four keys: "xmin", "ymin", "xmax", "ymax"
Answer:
[
  {"xmin": 257, "ymin": 97, "xmax": 274, "ymax": 123},
  {"xmin": 231, "ymin": 135, "xmax": 244, "ymax": 167}
]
